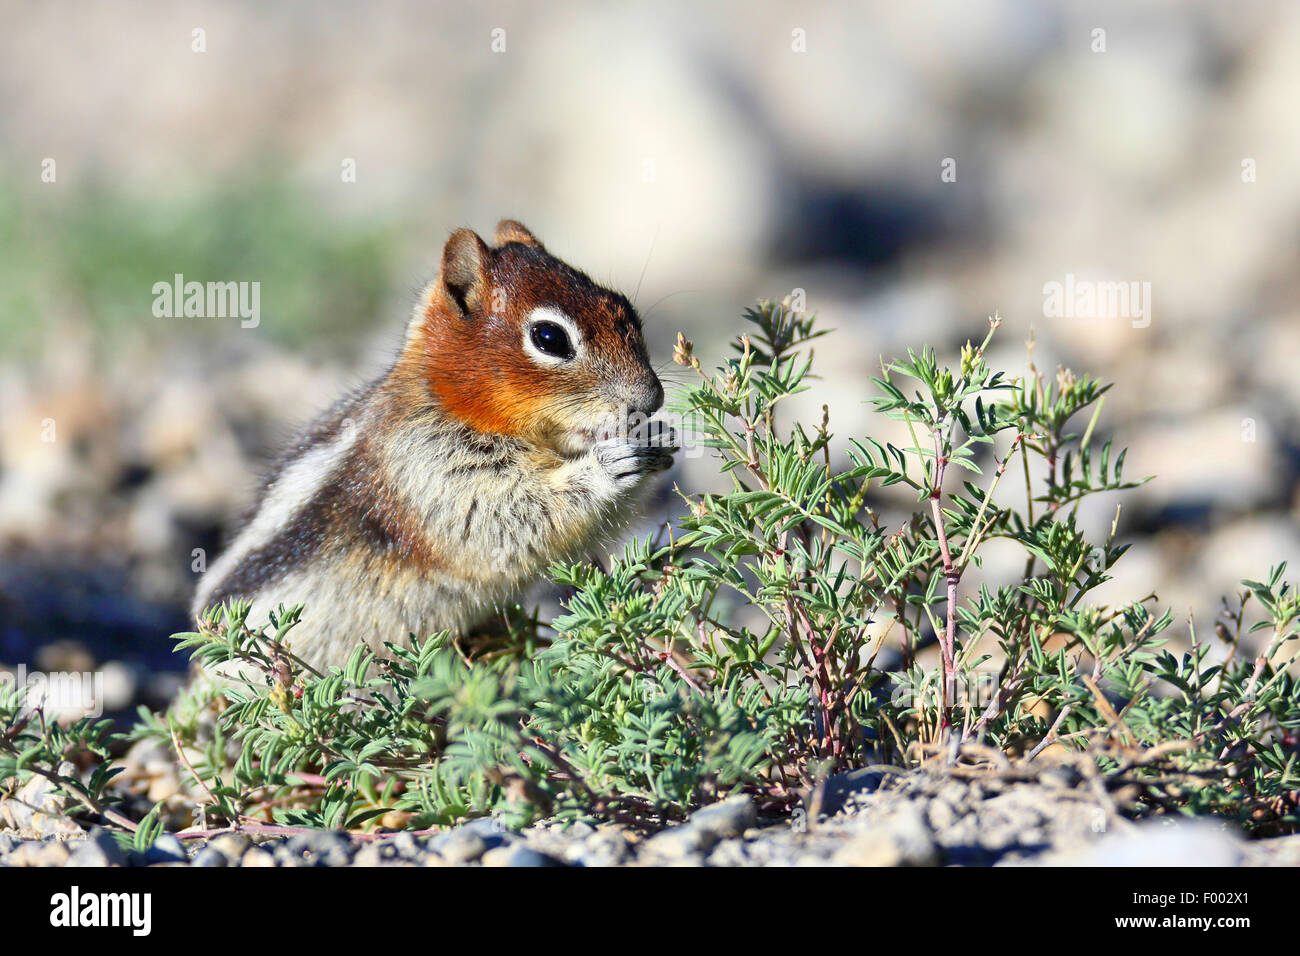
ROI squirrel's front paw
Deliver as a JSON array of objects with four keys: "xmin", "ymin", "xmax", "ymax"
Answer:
[{"xmin": 594, "ymin": 425, "xmax": 675, "ymax": 490}]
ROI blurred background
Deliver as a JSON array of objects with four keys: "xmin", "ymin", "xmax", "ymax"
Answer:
[{"xmin": 2, "ymin": 0, "xmax": 1298, "ymax": 714}]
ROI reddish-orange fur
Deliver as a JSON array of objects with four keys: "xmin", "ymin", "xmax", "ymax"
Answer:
[{"xmin": 399, "ymin": 222, "xmax": 653, "ymax": 451}]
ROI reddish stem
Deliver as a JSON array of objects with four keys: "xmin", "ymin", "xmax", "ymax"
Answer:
[{"xmin": 929, "ymin": 445, "xmax": 958, "ymax": 732}]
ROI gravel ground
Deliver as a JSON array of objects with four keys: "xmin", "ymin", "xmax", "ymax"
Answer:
[{"xmin": 3, "ymin": 767, "xmax": 1297, "ymax": 868}]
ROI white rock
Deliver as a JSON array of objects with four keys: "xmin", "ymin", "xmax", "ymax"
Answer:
[{"xmin": 1042, "ymin": 819, "xmax": 1245, "ymax": 867}]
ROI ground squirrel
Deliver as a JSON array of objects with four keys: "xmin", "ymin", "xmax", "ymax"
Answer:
[{"xmin": 193, "ymin": 220, "xmax": 672, "ymax": 672}]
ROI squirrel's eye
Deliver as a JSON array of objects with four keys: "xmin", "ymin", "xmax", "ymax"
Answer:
[{"xmin": 530, "ymin": 321, "xmax": 574, "ymax": 360}]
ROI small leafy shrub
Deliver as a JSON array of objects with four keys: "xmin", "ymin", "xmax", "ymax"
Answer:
[
  {"xmin": 3, "ymin": 301, "xmax": 1298, "ymax": 837},
  {"xmin": 152, "ymin": 600, "xmax": 803, "ymax": 830},
  {"xmin": 0, "ymin": 683, "xmax": 124, "ymax": 822}
]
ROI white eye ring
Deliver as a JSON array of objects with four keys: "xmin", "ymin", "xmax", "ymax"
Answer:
[{"xmin": 522, "ymin": 307, "xmax": 584, "ymax": 367}]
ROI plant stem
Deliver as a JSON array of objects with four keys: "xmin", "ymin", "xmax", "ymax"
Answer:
[{"xmin": 928, "ymin": 432, "xmax": 958, "ymax": 731}]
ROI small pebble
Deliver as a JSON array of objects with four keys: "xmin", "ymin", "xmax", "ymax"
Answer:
[
  {"xmin": 67, "ymin": 828, "xmax": 128, "ymax": 867},
  {"xmin": 506, "ymin": 846, "xmax": 565, "ymax": 867},
  {"xmin": 689, "ymin": 795, "xmax": 757, "ymax": 840},
  {"xmin": 191, "ymin": 847, "xmax": 228, "ymax": 867},
  {"xmin": 435, "ymin": 829, "xmax": 488, "ymax": 865},
  {"xmin": 209, "ymin": 833, "xmax": 250, "ymax": 863},
  {"xmin": 145, "ymin": 833, "xmax": 189, "ymax": 865},
  {"xmin": 240, "ymin": 847, "xmax": 277, "ymax": 867}
]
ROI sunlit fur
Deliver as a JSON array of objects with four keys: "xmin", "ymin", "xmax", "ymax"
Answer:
[{"xmin": 193, "ymin": 222, "xmax": 667, "ymax": 674}]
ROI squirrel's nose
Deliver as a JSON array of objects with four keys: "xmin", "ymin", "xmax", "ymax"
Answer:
[
  {"xmin": 643, "ymin": 377, "xmax": 665, "ymax": 414},
  {"xmin": 611, "ymin": 372, "xmax": 664, "ymax": 417},
  {"xmin": 615, "ymin": 376, "xmax": 663, "ymax": 417}
]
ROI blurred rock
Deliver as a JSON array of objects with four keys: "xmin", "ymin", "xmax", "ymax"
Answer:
[
  {"xmin": 98, "ymin": 661, "xmax": 138, "ymax": 713},
  {"xmin": 689, "ymin": 795, "xmax": 757, "ymax": 840},
  {"xmin": 1032, "ymin": 819, "xmax": 1246, "ymax": 867},
  {"xmin": 1126, "ymin": 409, "xmax": 1285, "ymax": 517},
  {"xmin": 1197, "ymin": 518, "xmax": 1300, "ymax": 609},
  {"xmin": 34, "ymin": 640, "xmax": 94, "ymax": 675},
  {"xmin": 832, "ymin": 804, "xmax": 937, "ymax": 867},
  {"xmin": 67, "ymin": 828, "xmax": 129, "ymax": 868}
]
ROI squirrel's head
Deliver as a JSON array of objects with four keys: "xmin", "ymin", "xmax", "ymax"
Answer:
[{"xmin": 407, "ymin": 221, "xmax": 665, "ymax": 456}]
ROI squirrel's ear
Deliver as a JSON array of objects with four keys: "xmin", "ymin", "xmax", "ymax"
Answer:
[
  {"xmin": 494, "ymin": 219, "xmax": 545, "ymax": 251},
  {"xmin": 439, "ymin": 228, "xmax": 490, "ymax": 317}
]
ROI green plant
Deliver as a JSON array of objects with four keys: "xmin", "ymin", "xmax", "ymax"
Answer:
[
  {"xmin": 0, "ymin": 680, "xmax": 129, "ymax": 827},
  {"xmin": 149, "ymin": 597, "xmax": 805, "ymax": 831},
  {"xmin": 3, "ymin": 300, "xmax": 1297, "ymax": 838}
]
